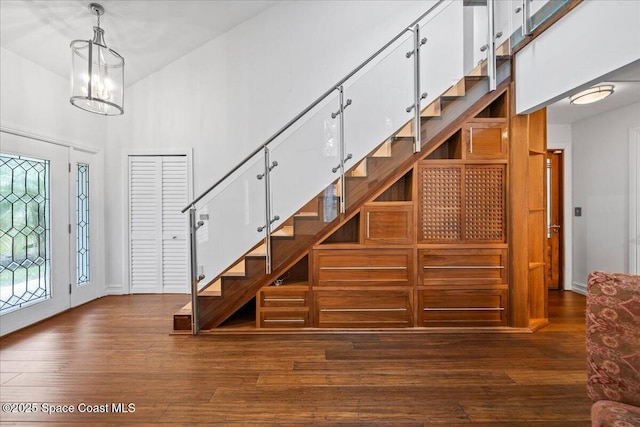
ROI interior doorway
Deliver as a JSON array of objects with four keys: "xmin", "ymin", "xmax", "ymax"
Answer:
[{"xmin": 546, "ymin": 150, "xmax": 564, "ymax": 290}]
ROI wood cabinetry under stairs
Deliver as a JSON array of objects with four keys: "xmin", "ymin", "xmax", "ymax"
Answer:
[{"xmin": 174, "ymin": 65, "xmax": 549, "ymax": 333}]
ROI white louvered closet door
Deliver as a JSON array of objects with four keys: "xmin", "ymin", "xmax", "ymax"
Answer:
[{"xmin": 129, "ymin": 156, "xmax": 189, "ymax": 294}]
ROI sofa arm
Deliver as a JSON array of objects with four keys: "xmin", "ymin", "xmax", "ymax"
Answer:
[{"xmin": 586, "ymin": 271, "xmax": 640, "ymax": 407}]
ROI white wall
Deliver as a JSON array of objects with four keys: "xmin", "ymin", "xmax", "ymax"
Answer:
[
  {"xmin": 0, "ymin": 47, "xmax": 108, "ymax": 149},
  {"xmin": 104, "ymin": 1, "xmax": 455, "ymax": 292},
  {"xmin": 571, "ymin": 102, "xmax": 640, "ymax": 289},
  {"xmin": 515, "ymin": 0, "xmax": 640, "ymax": 114}
]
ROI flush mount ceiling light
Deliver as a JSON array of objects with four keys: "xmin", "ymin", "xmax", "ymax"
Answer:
[
  {"xmin": 569, "ymin": 84, "xmax": 614, "ymax": 105},
  {"xmin": 70, "ymin": 3, "xmax": 124, "ymax": 115}
]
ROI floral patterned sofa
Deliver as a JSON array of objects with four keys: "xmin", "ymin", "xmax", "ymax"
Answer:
[{"xmin": 586, "ymin": 271, "xmax": 640, "ymax": 427}]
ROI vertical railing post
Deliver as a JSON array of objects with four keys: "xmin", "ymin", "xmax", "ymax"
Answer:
[
  {"xmin": 487, "ymin": 0, "xmax": 497, "ymax": 91},
  {"xmin": 188, "ymin": 206, "xmax": 200, "ymax": 335},
  {"xmin": 522, "ymin": 0, "xmax": 532, "ymax": 37},
  {"xmin": 263, "ymin": 146, "xmax": 273, "ymax": 274},
  {"xmin": 257, "ymin": 145, "xmax": 278, "ymax": 274},
  {"xmin": 406, "ymin": 25, "xmax": 427, "ymax": 153},
  {"xmin": 337, "ymin": 86, "xmax": 346, "ymax": 214},
  {"xmin": 331, "ymin": 86, "xmax": 352, "ymax": 214}
]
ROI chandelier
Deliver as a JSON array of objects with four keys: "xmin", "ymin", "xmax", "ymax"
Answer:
[{"xmin": 70, "ymin": 3, "xmax": 124, "ymax": 115}]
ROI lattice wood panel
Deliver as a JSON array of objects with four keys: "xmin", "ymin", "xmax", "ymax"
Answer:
[
  {"xmin": 419, "ymin": 165, "xmax": 462, "ymax": 242},
  {"xmin": 465, "ymin": 165, "xmax": 505, "ymax": 242}
]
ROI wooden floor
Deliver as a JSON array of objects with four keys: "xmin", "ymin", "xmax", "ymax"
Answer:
[{"xmin": 0, "ymin": 291, "xmax": 591, "ymax": 426}]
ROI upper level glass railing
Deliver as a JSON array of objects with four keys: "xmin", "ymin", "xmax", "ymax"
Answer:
[
  {"xmin": 507, "ymin": 0, "xmax": 574, "ymax": 48},
  {"xmin": 183, "ymin": 0, "xmax": 576, "ymax": 334}
]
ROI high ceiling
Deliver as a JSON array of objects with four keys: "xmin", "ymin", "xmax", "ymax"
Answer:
[
  {"xmin": 1, "ymin": 0, "xmax": 638, "ymax": 124},
  {"xmin": 0, "ymin": 0, "xmax": 278, "ymax": 87}
]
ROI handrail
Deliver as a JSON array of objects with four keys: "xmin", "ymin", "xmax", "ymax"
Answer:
[{"xmin": 181, "ymin": 0, "xmax": 446, "ymax": 213}]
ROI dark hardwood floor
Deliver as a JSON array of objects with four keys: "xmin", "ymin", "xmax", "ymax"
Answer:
[{"xmin": 0, "ymin": 290, "xmax": 591, "ymax": 425}]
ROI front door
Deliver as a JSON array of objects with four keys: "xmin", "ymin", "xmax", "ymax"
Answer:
[
  {"xmin": 0, "ymin": 132, "xmax": 70, "ymax": 335},
  {"xmin": 546, "ymin": 150, "xmax": 563, "ymax": 290}
]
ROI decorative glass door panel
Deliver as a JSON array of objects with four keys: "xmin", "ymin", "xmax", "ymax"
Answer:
[
  {"xmin": 0, "ymin": 154, "xmax": 50, "ymax": 313},
  {"xmin": 0, "ymin": 132, "xmax": 70, "ymax": 336}
]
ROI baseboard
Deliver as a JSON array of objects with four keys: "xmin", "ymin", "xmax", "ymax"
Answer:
[
  {"xmin": 571, "ymin": 281, "xmax": 587, "ymax": 295},
  {"xmin": 104, "ymin": 283, "xmax": 125, "ymax": 295}
]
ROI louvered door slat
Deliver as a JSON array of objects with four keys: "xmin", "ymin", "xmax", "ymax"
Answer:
[{"xmin": 129, "ymin": 157, "xmax": 162, "ymax": 293}]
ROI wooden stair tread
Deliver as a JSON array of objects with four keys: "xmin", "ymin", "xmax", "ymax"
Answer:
[
  {"xmin": 371, "ymin": 141, "xmax": 392, "ymax": 157},
  {"xmin": 395, "ymin": 122, "xmax": 414, "ymax": 138},
  {"xmin": 442, "ymin": 78, "xmax": 467, "ymax": 98},
  {"xmin": 223, "ymin": 260, "xmax": 245, "ymax": 277},
  {"xmin": 248, "ymin": 243, "xmax": 267, "ymax": 257},
  {"xmin": 272, "ymin": 226, "xmax": 294, "ymax": 237},
  {"xmin": 468, "ymin": 61, "xmax": 487, "ymax": 78},
  {"xmin": 200, "ymin": 279, "xmax": 222, "ymax": 297},
  {"xmin": 349, "ymin": 160, "xmax": 368, "ymax": 177},
  {"xmin": 295, "ymin": 212, "xmax": 319, "ymax": 218},
  {"xmin": 496, "ymin": 40, "xmax": 510, "ymax": 57},
  {"xmin": 176, "ymin": 301, "xmax": 191, "ymax": 314},
  {"xmin": 421, "ymin": 99, "xmax": 441, "ymax": 118}
]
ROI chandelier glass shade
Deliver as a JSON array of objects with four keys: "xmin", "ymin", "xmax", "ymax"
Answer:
[{"xmin": 70, "ymin": 3, "xmax": 124, "ymax": 115}]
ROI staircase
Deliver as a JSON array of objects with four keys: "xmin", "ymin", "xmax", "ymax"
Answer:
[{"xmin": 173, "ymin": 50, "xmax": 512, "ymax": 332}]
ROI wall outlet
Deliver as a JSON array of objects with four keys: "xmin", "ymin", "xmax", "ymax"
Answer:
[{"xmin": 574, "ymin": 207, "xmax": 582, "ymax": 217}]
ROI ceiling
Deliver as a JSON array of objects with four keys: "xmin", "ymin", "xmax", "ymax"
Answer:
[
  {"xmin": 546, "ymin": 59, "xmax": 640, "ymax": 124},
  {"xmin": 0, "ymin": 0, "xmax": 278, "ymax": 87},
  {"xmin": 1, "ymin": 0, "xmax": 638, "ymax": 124}
]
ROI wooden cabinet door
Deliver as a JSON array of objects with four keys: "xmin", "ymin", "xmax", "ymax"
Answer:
[
  {"xmin": 418, "ymin": 163, "xmax": 463, "ymax": 243},
  {"xmin": 362, "ymin": 202, "xmax": 413, "ymax": 245},
  {"xmin": 418, "ymin": 163, "xmax": 506, "ymax": 244},
  {"xmin": 464, "ymin": 164, "xmax": 506, "ymax": 243},
  {"xmin": 463, "ymin": 121, "xmax": 508, "ymax": 160}
]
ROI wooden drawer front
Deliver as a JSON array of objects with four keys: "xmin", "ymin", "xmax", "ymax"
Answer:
[
  {"xmin": 315, "ymin": 290, "xmax": 412, "ymax": 328},
  {"xmin": 260, "ymin": 311, "xmax": 309, "ymax": 328},
  {"xmin": 259, "ymin": 287, "xmax": 308, "ymax": 308},
  {"xmin": 363, "ymin": 203, "xmax": 413, "ymax": 245},
  {"xmin": 419, "ymin": 289, "xmax": 507, "ymax": 327},
  {"xmin": 315, "ymin": 249, "xmax": 412, "ymax": 287},
  {"xmin": 419, "ymin": 249, "xmax": 507, "ymax": 286}
]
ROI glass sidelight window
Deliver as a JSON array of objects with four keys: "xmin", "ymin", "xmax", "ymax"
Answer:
[
  {"xmin": 76, "ymin": 163, "xmax": 90, "ymax": 285},
  {"xmin": 0, "ymin": 154, "xmax": 51, "ymax": 314}
]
